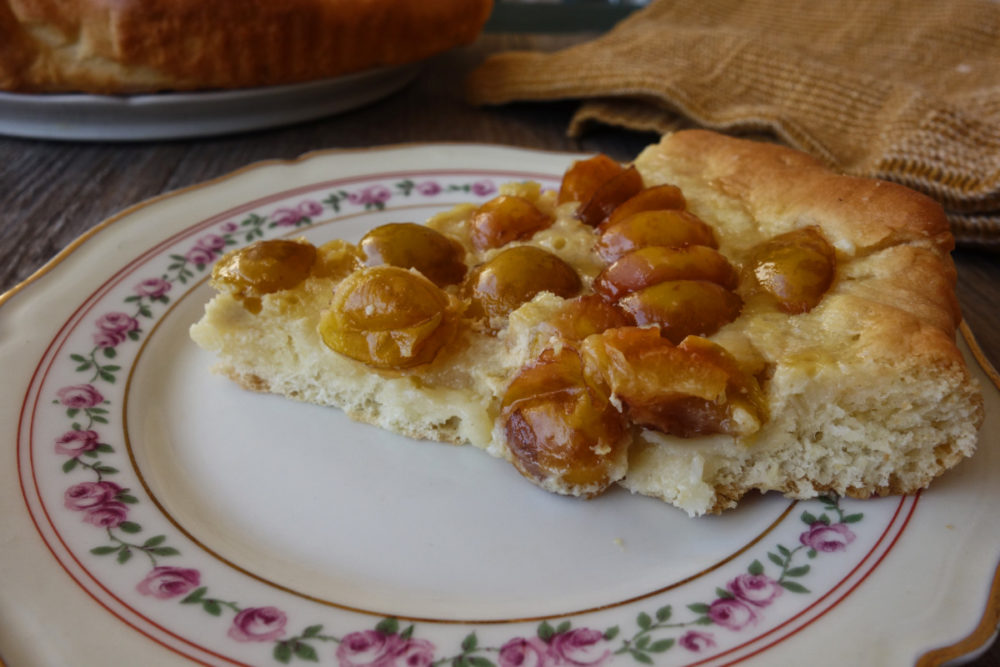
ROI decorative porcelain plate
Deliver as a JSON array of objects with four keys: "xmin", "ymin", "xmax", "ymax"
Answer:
[
  {"xmin": 0, "ymin": 64, "xmax": 419, "ymax": 142},
  {"xmin": 1, "ymin": 145, "xmax": 998, "ymax": 667}
]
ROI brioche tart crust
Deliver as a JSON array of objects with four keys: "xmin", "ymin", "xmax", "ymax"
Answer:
[{"xmin": 190, "ymin": 130, "xmax": 983, "ymax": 516}]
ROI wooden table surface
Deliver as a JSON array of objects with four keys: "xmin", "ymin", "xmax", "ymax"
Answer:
[{"xmin": 0, "ymin": 32, "xmax": 997, "ymax": 666}]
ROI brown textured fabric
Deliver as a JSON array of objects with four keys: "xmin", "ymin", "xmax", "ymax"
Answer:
[{"xmin": 466, "ymin": 0, "xmax": 1000, "ymax": 247}]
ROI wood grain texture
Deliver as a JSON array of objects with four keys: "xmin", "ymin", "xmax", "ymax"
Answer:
[{"xmin": 0, "ymin": 32, "xmax": 996, "ymax": 665}]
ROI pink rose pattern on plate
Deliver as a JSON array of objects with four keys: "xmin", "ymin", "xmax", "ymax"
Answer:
[
  {"xmin": 229, "ymin": 606, "xmax": 290, "ymax": 642},
  {"xmin": 135, "ymin": 566, "xmax": 201, "ymax": 599},
  {"xmin": 47, "ymin": 174, "xmax": 868, "ymax": 664}
]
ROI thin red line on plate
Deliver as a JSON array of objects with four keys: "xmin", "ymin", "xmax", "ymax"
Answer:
[
  {"xmin": 683, "ymin": 493, "xmax": 914, "ymax": 667},
  {"xmin": 16, "ymin": 169, "xmax": 557, "ymax": 662},
  {"xmin": 18, "ymin": 387, "xmax": 238, "ymax": 666},
  {"xmin": 15, "ymin": 169, "xmax": 556, "ymax": 664},
  {"xmin": 119, "ymin": 212, "xmax": 799, "ymax": 624},
  {"xmin": 0, "ymin": 160, "xmax": 564, "ymax": 310},
  {"xmin": 13, "ymin": 270, "xmax": 238, "ymax": 664},
  {"xmin": 11, "ymin": 155, "xmax": 981, "ymax": 663},
  {"xmin": 17, "ymin": 310, "xmax": 248, "ymax": 661},
  {"xmin": 730, "ymin": 494, "xmax": 918, "ymax": 665}
]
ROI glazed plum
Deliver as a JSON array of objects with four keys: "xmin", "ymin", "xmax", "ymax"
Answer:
[
  {"xmin": 465, "ymin": 246, "xmax": 582, "ymax": 323},
  {"xmin": 212, "ymin": 239, "xmax": 317, "ymax": 313},
  {"xmin": 678, "ymin": 335, "xmax": 767, "ymax": 428},
  {"xmin": 581, "ymin": 327, "xmax": 763, "ymax": 438},
  {"xmin": 501, "ymin": 347, "xmax": 628, "ymax": 495},
  {"xmin": 599, "ymin": 184, "xmax": 687, "ymax": 230},
  {"xmin": 593, "ymin": 245, "xmax": 739, "ymax": 300},
  {"xmin": 618, "ymin": 280, "xmax": 742, "ymax": 344},
  {"xmin": 596, "ymin": 210, "xmax": 717, "ymax": 261},
  {"xmin": 469, "ymin": 195, "xmax": 553, "ymax": 250},
  {"xmin": 748, "ymin": 226, "xmax": 836, "ymax": 314},
  {"xmin": 557, "ymin": 154, "xmax": 624, "ymax": 206},
  {"xmin": 319, "ymin": 266, "xmax": 453, "ymax": 369},
  {"xmin": 577, "ymin": 166, "xmax": 644, "ymax": 228},
  {"xmin": 359, "ymin": 223, "xmax": 467, "ymax": 286},
  {"xmin": 545, "ymin": 294, "xmax": 635, "ymax": 341}
]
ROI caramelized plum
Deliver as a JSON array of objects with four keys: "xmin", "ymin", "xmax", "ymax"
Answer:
[
  {"xmin": 212, "ymin": 239, "xmax": 317, "ymax": 313},
  {"xmin": 629, "ymin": 335, "xmax": 767, "ymax": 437},
  {"xmin": 581, "ymin": 327, "xmax": 763, "ymax": 438},
  {"xmin": 577, "ymin": 166, "xmax": 644, "ymax": 227},
  {"xmin": 593, "ymin": 245, "xmax": 739, "ymax": 300},
  {"xmin": 599, "ymin": 184, "xmax": 687, "ymax": 230},
  {"xmin": 319, "ymin": 266, "xmax": 453, "ymax": 369},
  {"xmin": 557, "ymin": 154, "xmax": 623, "ymax": 206},
  {"xmin": 501, "ymin": 347, "xmax": 628, "ymax": 495},
  {"xmin": 465, "ymin": 246, "xmax": 582, "ymax": 324},
  {"xmin": 748, "ymin": 226, "xmax": 836, "ymax": 314},
  {"xmin": 359, "ymin": 223, "xmax": 467, "ymax": 286},
  {"xmin": 469, "ymin": 195, "xmax": 553, "ymax": 250},
  {"xmin": 678, "ymin": 336, "xmax": 767, "ymax": 428},
  {"xmin": 545, "ymin": 294, "xmax": 635, "ymax": 341},
  {"xmin": 582, "ymin": 327, "xmax": 728, "ymax": 402},
  {"xmin": 596, "ymin": 210, "xmax": 717, "ymax": 261},
  {"xmin": 618, "ymin": 280, "xmax": 742, "ymax": 343}
]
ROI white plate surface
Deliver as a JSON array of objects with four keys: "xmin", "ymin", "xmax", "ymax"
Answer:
[
  {"xmin": 1, "ymin": 144, "xmax": 998, "ymax": 667},
  {"xmin": 0, "ymin": 64, "xmax": 419, "ymax": 142}
]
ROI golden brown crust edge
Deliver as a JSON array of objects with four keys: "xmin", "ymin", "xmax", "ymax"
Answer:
[
  {"xmin": 2, "ymin": 0, "xmax": 493, "ymax": 93},
  {"xmin": 644, "ymin": 130, "xmax": 963, "ymax": 357},
  {"xmin": 652, "ymin": 129, "xmax": 956, "ymax": 254}
]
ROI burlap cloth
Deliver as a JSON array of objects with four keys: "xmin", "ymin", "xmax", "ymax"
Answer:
[{"xmin": 467, "ymin": 0, "xmax": 1000, "ymax": 248}]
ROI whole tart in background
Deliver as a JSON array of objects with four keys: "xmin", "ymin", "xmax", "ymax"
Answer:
[{"xmin": 0, "ymin": 0, "xmax": 494, "ymax": 93}]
